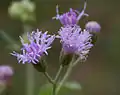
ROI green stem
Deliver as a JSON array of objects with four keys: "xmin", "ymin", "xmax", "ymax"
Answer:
[
  {"xmin": 56, "ymin": 62, "xmax": 73, "ymax": 95},
  {"xmin": 43, "ymin": 72, "xmax": 54, "ymax": 85},
  {"xmin": 59, "ymin": 49, "xmax": 63, "ymax": 62},
  {"xmin": 73, "ymin": 57, "xmax": 81, "ymax": 66},
  {"xmin": 26, "ymin": 64, "xmax": 35, "ymax": 95},
  {"xmin": 56, "ymin": 57, "xmax": 80, "ymax": 95},
  {"xmin": 5, "ymin": 86, "xmax": 10, "ymax": 95},
  {"xmin": 23, "ymin": 25, "xmax": 35, "ymax": 95},
  {"xmin": 54, "ymin": 65, "xmax": 63, "ymax": 82},
  {"xmin": 53, "ymin": 65, "xmax": 63, "ymax": 95},
  {"xmin": 0, "ymin": 31, "xmax": 16, "ymax": 44},
  {"xmin": 52, "ymin": 84, "xmax": 56, "ymax": 95}
]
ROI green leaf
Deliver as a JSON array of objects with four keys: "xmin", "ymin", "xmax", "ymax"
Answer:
[
  {"xmin": 38, "ymin": 81, "xmax": 82, "ymax": 95},
  {"xmin": 39, "ymin": 84, "xmax": 52, "ymax": 95},
  {"xmin": 64, "ymin": 81, "xmax": 82, "ymax": 90}
]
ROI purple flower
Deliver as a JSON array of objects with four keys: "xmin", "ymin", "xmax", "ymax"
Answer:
[
  {"xmin": 0, "ymin": 65, "xmax": 13, "ymax": 82},
  {"xmin": 57, "ymin": 26, "xmax": 93, "ymax": 60},
  {"xmin": 11, "ymin": 29, "xmax": 55, "ymax": 64},
  {"xmin": 52, "ymin": 1, "xmax": 88, "ymax": 26},
  {"xmin": 85, "ymin": 21, "xmax": 101, "ymax": 33}
]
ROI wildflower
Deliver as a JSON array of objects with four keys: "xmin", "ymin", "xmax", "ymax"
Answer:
[
  {"xmin": 0, "ymin": 65, "xmax": 13, "ymax": 82},
  {"xmin": 57, "ymin": 26, "xmax": 93, "ymax": 61},
  {"xmin": 52, "ymin": 1, "xmax": 88, "ymax": 26},
  {"xmin": 85, "ymin": 21, "xmax": 101, "ymax": 45},
  {"xmin": 8, "ymin": 0, "xmax": 36, "ymax": 22},
  {"xmin": 11, "ymin": 29, "xmax": 55, "ymax": 64},
  {"xmin": 85, "ymin": 21, "xmax": 101, "ymax": 33}
]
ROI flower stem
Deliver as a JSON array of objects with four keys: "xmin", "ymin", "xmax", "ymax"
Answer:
[
  {"xmin": 73, "ymin": 57, "xmax": 81, "ymax": 66},
  {"xmin": 43, "ymin": 72, "xmax": 54, "ymax": 84},
  {"xmin": 55, "ymin": 57, "xmax": 80, "ymax": 95},
  {"xmin": 23, "ymin": 25, "xmax": 35, "ymax": 95},
  {"xmin": 55, "ymin": 65, "xmax": 63, "ymax": 82},
  {"xmin": 52, "ymin": 65, "xmax": 63, "ymax": 95},
  {"xmin": 56, "ymin": 62, "xmax": 73, "ymax": 95}
]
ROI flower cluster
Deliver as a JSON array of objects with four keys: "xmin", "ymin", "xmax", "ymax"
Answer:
[
  {"xmin": 57, "ymin": 26, "xmax": 93, "ymax": 60},
  {"xmin": 9, "ymin": 2, "xmax": 100, "ymax": 95},
  {"xmin": 11, "ymin": 1, "xmax": 100, "ymax": 65},
  {"xmin": 11, "ymin": 29, "xmax": 55, "ymax": 64}
]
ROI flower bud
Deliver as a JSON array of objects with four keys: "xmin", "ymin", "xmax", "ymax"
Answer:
[
  {"xmin": 59, "ymin": 49, "xmax": 73, "ymax": 66},
  {"xmin": 61, "ymin": 54, "xmax": 73, "ymax": 66},
  {"xmin": 0, "ymin": 65, "xmax": 13, "ymax": 89},
  {"xmin": 8, "ymin": 0, "xmax": 35, "ymax": 23},
  {"xmin": 85, "ymin": 21, "xmax": 101, "ymax": 33},
  {"xmin": 32, "ymin": 58, "xmax": 46, "ymax": 72},
  {"xmin": 0, "ymin": 66, "xmax": 13, "ymax": 81}
]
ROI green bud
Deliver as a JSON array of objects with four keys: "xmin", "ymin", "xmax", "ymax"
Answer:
[
  {"xmin": 8, "ymin": 0, "xmax": 35, "ymax": 23},
  {"xmin": 91, "ymin": 33, "xmax": 98, "ymax": 45},
  {"xmin": 32, "ymin": 58, "xmax": 46, "ymax": 72},
  {"xmin": 59, "ymin": 50, "xmax": 73, "ymax": 66}
]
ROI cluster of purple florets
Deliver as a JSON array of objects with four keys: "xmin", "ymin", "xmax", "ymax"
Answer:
[{"xmin": 11, "ymin": 1, "xmax": 101, "ymax": 64}]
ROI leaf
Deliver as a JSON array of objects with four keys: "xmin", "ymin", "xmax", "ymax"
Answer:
[
  {"xmin": 64, "ymin": 81, "xmax": 82, "ymax": 90},
  {"xmin": 38, "ymin": 81, "xmax": 82, "ymax": 95},
  {"xmin": 39, "ymin": 84, "xmax": 52, "ymax": 95}
]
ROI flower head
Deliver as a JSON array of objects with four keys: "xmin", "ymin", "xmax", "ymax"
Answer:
[
  {"xmin": 85, "ymin": 21, "xmax": 101, "ymax": 33},
  {"xmin": 57, "ymin": 26, "xmax": 93, "ymax": 60},
  {"xmin": 11, "ymin": 29, "xmax": 55, "ymax": 64},
  {"xmin": 0, "ymin": 65, "xmax": 13, "ymax": 82},
  {"xmin": 52, "ymin": 1, "xmax": 88, "ymax": 26},
  {"xmin": 8, "ymin": 0, "xmax": 36, "ymax": 22}
]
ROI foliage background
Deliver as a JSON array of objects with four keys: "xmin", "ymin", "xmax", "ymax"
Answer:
[{"xmin": 0, "ymin": 0, "xmax": 119, "ymax": 95}]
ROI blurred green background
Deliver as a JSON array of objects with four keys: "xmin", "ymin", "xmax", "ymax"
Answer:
[{"xmin": 0, "ymin": 0, "xmax": 119, "ymax": 95}]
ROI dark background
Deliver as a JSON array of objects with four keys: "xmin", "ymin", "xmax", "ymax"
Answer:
[{"xmin": 0, "ymin": 0, "xmax": 120, "ymax": 95}]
